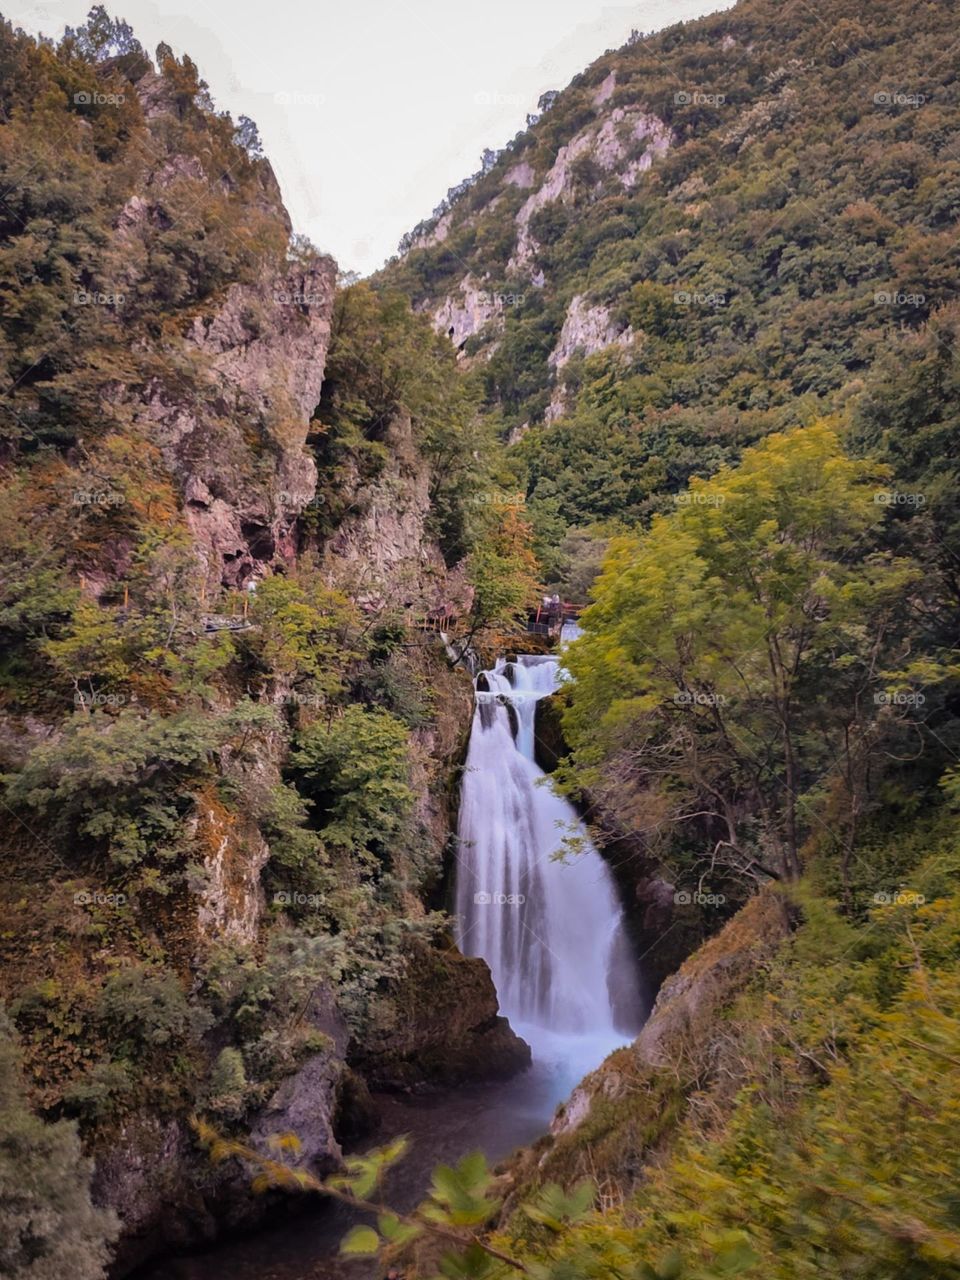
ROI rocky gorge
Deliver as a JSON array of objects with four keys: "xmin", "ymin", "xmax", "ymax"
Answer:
[{"xmin": 3, "ymin": 3, "xmax": 960, "ymax": 1279}]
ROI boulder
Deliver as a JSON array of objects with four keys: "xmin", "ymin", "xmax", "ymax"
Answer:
[{"xmin": 352, "ymin": 941, "xmax": 531, "ymax": 1090}]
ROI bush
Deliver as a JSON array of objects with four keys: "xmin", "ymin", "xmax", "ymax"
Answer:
[
  {"xmin": 93, "ymin": 964, "xmax": 209, "ymax": 1053},
  {"xmin": 290, "ymin": 706, "xmax": 415, "ymax": 868},
  {"xmin": 0, "ymin": 1008, "xmax": 118, "ymax": 1279}
]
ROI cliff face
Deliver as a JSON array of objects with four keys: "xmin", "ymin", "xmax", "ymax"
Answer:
[
  {"xmin": 108, "ymin": 69, "xmax": 337, "ymax": 593},
  {"xmin": 319, "ymin": 411, "xmax": 450, "ymax": 612},
  {"xmin": 0, "ymin": 29, "xmax": 528, "ymax": 1277},
  {"xmin": 143, "ymin": 257, "xmax": 336, "ymax": 592},
  {"xmin": 94, "ymin": 987, "xmax": 349, "ymax": 1275}
]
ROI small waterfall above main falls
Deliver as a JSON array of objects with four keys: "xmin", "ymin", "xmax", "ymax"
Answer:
[{"xmin": 455, "ymin": 638, "xmax": 643, "ymax": 1096}]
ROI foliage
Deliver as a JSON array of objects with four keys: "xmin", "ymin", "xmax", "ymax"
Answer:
[
  {"xmin": 3, "ymin": 701, "xmax": 280, "ymax": 871},
  {"xmin": 381, "ymin": 0, "xmax": 960, "ymax": 581},
  {"xmin": 560, "ymin": 425, "xmax": 931, "ymax": 883},
  {"xmin": 93, "ymin": 963, "xmax": 209, "ymax": 1053},
  {"xmin": 240, "ymin": 564, "xmax": 362, "ymax": 697},
  {"xmin": 204, "ymin": 1047, "xmax": 248, "ymax": 1116},
  {"xmin": 0, "ymin": 1008, "xmax": 118, "ymax": 1279},
  {"xmin": 315, "ymin": 282, "xmax": 487, "ymax": 562},
  {"xmin": 290, "ymin": 705, "xmax": 415, "ymax": 868},
  {"xmin": 464, "ymin": 506, "xmax": 542, "ymax": 644}
]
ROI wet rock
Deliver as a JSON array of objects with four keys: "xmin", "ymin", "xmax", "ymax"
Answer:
[
  {"xmin": 250, "ymin": 1049, "xmax": 344, "ymax": 1179},
  {"xmin": 533, "ymin": 693, "xmax": 568, "ymax": 774},
  {"xmin": 352, "ymin": 941, "xmax": 531, "ymax": 1090},
  {"xmin": 95, "ymin": 1018, "xmax": 348, "ymax": 1275}
]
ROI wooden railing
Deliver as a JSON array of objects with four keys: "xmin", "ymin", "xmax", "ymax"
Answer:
[{"xmin": 410, "ymin": 614, "xmax": 462, "ymax": 635}]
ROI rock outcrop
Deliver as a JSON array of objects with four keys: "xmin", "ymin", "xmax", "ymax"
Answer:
[
  {"xmin": 97, "ymin": 1001, "xmax": 348, "ymax": 1275},
  {"xmin": 107, "ymin": 63, "xmax": 337, "ymax": 594},
  {"xmin": 192, "ymin": 793, "xmax": 269, "ymax": 945},
  {"xmin": 509, "ymin": 107, "xmax": 671, "ymax": 275},
  {"xmin": 135, "ymin": 256, "xmax": 335, "ymax": 592},
  {"xmin": 352, "ymin": 940, "xmax": 531, "ymax": 1089},
  {"xmin": 432, "ymin": 275, "xmax": 504, "ymax": 351},
  {"xmin": 320, "ymin": 411, "xmax": 473, "ymax": 617},
  {"xmin": 544, "ymin": 294, "xmax": 636, "ymax": 420},
  {"xmin": 548, "ymin": 295, "xmax": 634, "ymax": 373}
]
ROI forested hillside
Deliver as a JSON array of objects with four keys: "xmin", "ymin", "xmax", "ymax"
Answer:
[
  {"xmin": 382, "ymin": 0, "xmax": 960, "ymax": 591},
  {"xmin": 347, "ymin": 0, "xmax": 960, "ymax": 1275}
]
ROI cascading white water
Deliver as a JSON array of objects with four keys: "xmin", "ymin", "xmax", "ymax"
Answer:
[{"xmin": 455, "ymin": 630, "xmax": 642, "ymax": 1091}]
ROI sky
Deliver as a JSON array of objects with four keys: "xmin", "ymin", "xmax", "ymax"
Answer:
[{"xmin": 13, "ymin": 0, "xmax": 728, "ymax": 274}]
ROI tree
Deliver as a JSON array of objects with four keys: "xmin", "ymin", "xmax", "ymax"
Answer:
[
  {"xmin": 0, "ymin": 1008, "xmax": 118, "ymax": 1280},
  {"xmin": 62, "ymin": 6, "xmax": 146, "ymax": 62},
  {"xmin": 242, "ymin": 567, "xmax": 361, "ymax": 697},
  {"xmin": 316, "ymin": 282, "xmax": 485, "ymax": 562},
  {"xmin": 290, "ymin": 705, "xmax": 414, "ymax": 868},
  {"xmin": 462, "ymin": 506, "xmax": 541, "ymax": 650},
  {"xmin": 562, "ymin": 424, "xmax": 922, "ymax": 883}
]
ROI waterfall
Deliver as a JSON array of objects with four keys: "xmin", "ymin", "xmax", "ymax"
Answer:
[{"xmin": 455, "ymin": 635, "xmax": 642, "ymax": 1084}]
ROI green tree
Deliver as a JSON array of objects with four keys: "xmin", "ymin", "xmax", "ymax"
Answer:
[
  {"xmin": 290, "ymin": 705, "xmax": 415, "ymax": 868},
  {"xmin": 463, "ymin": 506, "xmax": 541, "ymax": 649},
  {"xmin": 316, "ymin": 282, "xmax": 485, "ymax": 562},
  {"xmin": 0, "ymin": 1008, "xmax": 118, "ymax": 1280},
  {"xmin": 242, "ymin": 567, "xmax": 361, "ymax": 697},
  {"xmin": 562, "ymin": 424, "xmax": 922, "ymax": 882}
]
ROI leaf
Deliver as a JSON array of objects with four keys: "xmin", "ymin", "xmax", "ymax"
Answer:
[
  {"xmin": 437, "ymin": 1241, "xmax": 500, "ymax": 1279},
  {"xmin": 377, "ymin": 1212, "xmax": 421, "ymax": 1246},
  {"xmin": 340, "ymin": 1225, "xmax": 380, "ymax": 1256}
]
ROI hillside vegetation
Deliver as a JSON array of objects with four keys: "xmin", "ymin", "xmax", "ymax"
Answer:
[
  {"xmin": 3, "ymin": 1, "xmax": 960, "ymax": 1278},
  {"xmin": 328, "ymin": 0, "xmax": 960, "ymax": 1275},
  {"xmin": 0, "ymin": 10, "xmax": 537, "ymax": 1275},
  {"xmin": 382, "ymin": 0, "xmax": 960, "ymax": 591}
]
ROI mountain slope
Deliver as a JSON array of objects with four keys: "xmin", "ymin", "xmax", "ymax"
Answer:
[{"xmin": 383, "ymin": 0, "xmax": 960, "ymax": 567}]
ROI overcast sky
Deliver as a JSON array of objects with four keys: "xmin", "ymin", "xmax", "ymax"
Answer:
[{"xmin": 13, "ymin": 0, "xmax": 727, "ymax": 274}]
